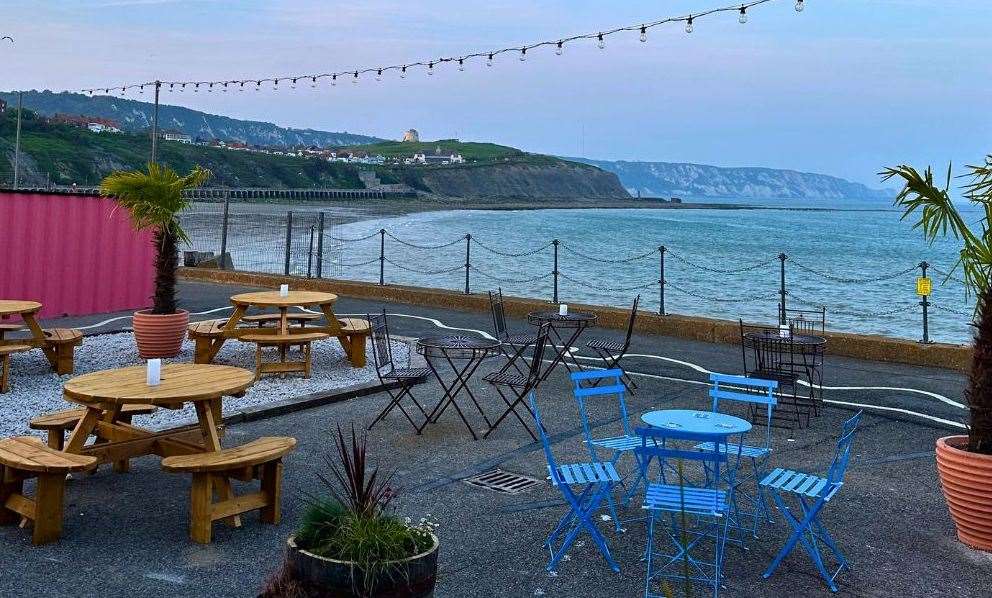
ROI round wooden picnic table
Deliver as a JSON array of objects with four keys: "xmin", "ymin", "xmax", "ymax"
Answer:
[
  {"xmin": 0, "ymin": 300, "xmax": 42, "ymax": 317},
  {"xmin": 0, "ymin": 300, "xmax": 69, "ymax": 373},
  {"xmin": 230, "ymin": 290, "xmax": 338, "ymax": 309},
  {"xmin": 63, "ymin": 363, "xmax": 254, "ymax": 407}
]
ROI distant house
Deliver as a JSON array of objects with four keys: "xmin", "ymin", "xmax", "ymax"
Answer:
[
  {"xmin": 162, "ymin": 132, "xmax": 193, "ymax": 144},
  {"xmin": 87, "ymin": 122, "xmax": 122, "ymax": 134},
  {"xmin": 0, "ymin": 99, "xmax": 6, "ymax": 113},
  {"xmin": 402, "ymin": 129, "xmax": 420, "ymax": 142},
  {"xmin": 52, "ymin": 113, "xmax": 122, "ymax": 133},
  {"xmin": 411, "ymin": 147, "xmax": 465, "ymax": 165}
]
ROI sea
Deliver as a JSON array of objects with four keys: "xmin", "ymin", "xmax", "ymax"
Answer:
[{"xmin": 185, "ymin": 197, "xmax": 978, "ymax": 345}]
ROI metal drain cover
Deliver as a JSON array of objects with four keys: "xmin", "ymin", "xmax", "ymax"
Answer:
[{"xmin": 463, "ymin": 469, "xmax": 543, "ymax": 495}]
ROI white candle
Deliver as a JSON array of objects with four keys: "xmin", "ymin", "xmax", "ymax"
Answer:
[
  {"xmin": 779, "ymin": 324, "xmax": 790, "ymax": 338},
  {"xmin": 279, "ymin": 284, "xmax": 289, "ymax": 297},
  {"xmin": 146, "ymin": 358, "xmax": 162, "ymax": 386},
  {"xmin": 559, "ymin": 304, "xmax": 568, "ymax": 316}
]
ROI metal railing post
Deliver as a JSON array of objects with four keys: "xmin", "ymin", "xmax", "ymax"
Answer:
[
  {"xmin": 464, "ymin": 234, "xmax": 472, "ymax": 295},
  {"xmin": 552, "ymin": 239, "xmax": 560, "ymax": 303},
  {"xmin": 284, "ymin": 211, "xmax": 293, "ymax": 276},
  {"xmin": 659, "ymin": 245, "xmax": 666, "ymax": 316},
  {"xmin": 306, "ymin": 225, "xmax": 315, "ymax": 278},
  {"xmin": 315, "ymin": 212, "xmax": 325, "ymax": 278},
  {"xmin": 779, "ymin": 253, "xmax": 788, "ymax": 324},
  {"xmin": 218, "ymin": 190, "xmax": 230, "ymax": 270},
  {"xmin": 379, "ymin": 229, "xmax": 386, "ymax": 285},
  {"xmin": 920, "ymin": 261, "xmax": 931, "ymax": 344}
]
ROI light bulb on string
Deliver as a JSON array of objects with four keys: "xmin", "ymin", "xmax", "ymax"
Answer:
[
  {"xmin": 376, "ymin": 69, "xmax": 383, "ymax": 81},
  {"xmin": 555, "ymin": 41, "xmax": 563, "ymax": 56},
  {"xmin": 685, "ymin": 16, "xmax": 694, "ymax": 34},
  {"xmin": 208, "ymin": 83, "xmax": 214, "ymax": 93},
  {"xmin": 597, "ymin": 33, "xmax": 605, "ymax": 49},
  {"xmin": 428, "ymin": 62, "xmax": 434, "ymax": 75},
  {"xmin": 486, "ymin": 54, "xmax": 493, "ymax": 67},
  {"xmin": 272, "ymin": 79, "xmax": 279, "ymax": 90},
  {"xmin": 223, "ymin": 83, "xmax": 229, "ymax": 92},
  {"xmin": 640, "ymin": 26, "xmax": 648, "ymax": 42},
  {"xmin": 138, "ymin": 85, "xmax": 144, "ymax": 94},
  {"xmin": 795, "ymin": 0, "xmax": 804, "ymax": 11},
  {"xmin": 400, "ymin": 66, "xmax": 407, "ymax": 79},
  {"xmin": 255, "ymin": 81, "xmax": 261, "ymax": 91},
  {"xmin": 519, "ymin": 48, "xmax": 527, "ymax": 62},
  {"xmin": 353, "ymin": 71, "xmax": 359, "ymax": 84},
  {"xmin": 290, "ymin": 78, "xmax": 297, "ymax": 89},
  {"xmin": 458, "ymin": 58, "xmax": 465, "ymax": 71},
  {"xmin": 311, "ymin": 76, "xmax": 317, "ymax": 89},
  {"xmin": 739, "ymin": 6, "xmax": 748, "ymax": 24},
  {"xmin": 239, "ymin": 82, "xmax": 245, "ymax": 92},
  {"xmin": 194, "ymin": 83, "xmax": 200, "ymax": 93},
  {"xmin": 331, "ymin": 74, "xmax": 337, "ymax": 87}
]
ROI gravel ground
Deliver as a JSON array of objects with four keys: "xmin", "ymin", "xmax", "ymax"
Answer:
[{"xmin": 1, "ymin": 331, "xmax": 407, "ymax": 438}]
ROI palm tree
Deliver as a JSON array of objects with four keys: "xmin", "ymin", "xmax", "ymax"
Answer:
[
  {"xmin": 100, "ymin": 163, "xmax": 210, "ymax": 315},
  {"xmin": 881, "ymin": 155, "xmax": 992, "ymax": 454}
]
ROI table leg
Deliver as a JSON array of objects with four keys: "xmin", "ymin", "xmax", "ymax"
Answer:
[
  {"xmin": 205, "ymin": 305, "xmax": 247, "ymax": 363},
  {"xmin": 193, "ymin": 400, "xmax": 240, "ymax": 527},
  {"xmin": 21, "ymin": 313, "xmax": 58, "ymax": 369},
  {"xmin": 317, "ymin": 304, "xmax": 343, "ymax": 336},
  {"xmin": 538, "ymin": 325, "xmax": 587, "ymax": 383},
  {"xmin": 64, "ymin": 407, "xmax": 102, "ymax": 454}
]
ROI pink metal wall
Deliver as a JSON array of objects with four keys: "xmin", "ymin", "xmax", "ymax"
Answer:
[{"xmin": 0, "ymin": 191, "xmax": 155, "ymax": 319}]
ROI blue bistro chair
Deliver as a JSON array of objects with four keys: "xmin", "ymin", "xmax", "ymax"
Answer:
[
  {"xmin": 695, "ymin": 373, "xmax": 778, "ymax": 540},
  {"xmin": 637, "ymin": 425, "xmax": 743, "ymax": 598},
  {"xmin": 570, "ymin": 369, "xmax": 642, "ymax": 528},
  {"xmin": 530, "ymin": 392, "xmax": 621, "ymax": 573},
  {"xmin": 760, "ymin": 411, "xmax": 863, "ymax": 593}
]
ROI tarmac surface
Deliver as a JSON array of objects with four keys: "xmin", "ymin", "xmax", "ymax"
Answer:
[{"xmin": 2, "ymin": 280, "xmax": 986, "ymax": 597}]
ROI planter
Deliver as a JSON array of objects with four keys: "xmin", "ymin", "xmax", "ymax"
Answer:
[
  {"xmin": 935, "ymin": 435, "xmax": 992, "ymax": 551},
  {"xmin": 132, "ymin": 309, "xmax": 189, "ymax": 359},
  {"xmin": 284, "ymin": 534, "xmax": 439, "ymax": 598}
]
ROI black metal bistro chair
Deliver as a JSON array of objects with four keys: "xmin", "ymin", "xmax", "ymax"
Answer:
[
  {"xmin": 489, "ymin": 288, "xmax": 538, "ymax": 375},
  {"xmin": 482, "ymin": 322, "xmax": 552, "ymax": 440},
  {"xmin": 585, "ymin": 295, "xmax": 640, "ymax": 392},
  {"xmin": 739, "ymin": 320, "xmax": 812, "ymax": 430},
  {"xmin": 784, "ymin": 305, "xmax": 826, "ymax": 335},
  {"xmin": 366, "ymin": 310, "xmax": 431, "ymax": 433}
]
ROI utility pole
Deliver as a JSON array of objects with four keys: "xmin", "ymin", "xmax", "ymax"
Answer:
[
  {"xmin": 13, "ymin": 91, "xmax": 22, "ymax": 189},
  {"xmin": 150, "ymin": 80, "xmax": 161, "ymax": 164}
]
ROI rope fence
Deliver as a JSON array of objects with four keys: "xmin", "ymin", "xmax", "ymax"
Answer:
[{"xmin": 180, "ymin": 206, "xmax": 978, "ymax": 344}]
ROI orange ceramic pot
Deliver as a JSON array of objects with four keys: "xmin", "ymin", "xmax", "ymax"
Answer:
[
  {"xmin": 935, "ymin": 435, "xmax": 992, "ymax": 551},
  {"xmin": 132, "ymin": 309, "xmax": 189, "ymax": 359}
]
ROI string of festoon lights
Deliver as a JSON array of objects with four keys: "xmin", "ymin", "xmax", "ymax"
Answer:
[{"xmin": 80, "ymin": 0, "xmax": 805, "ymax": 96}]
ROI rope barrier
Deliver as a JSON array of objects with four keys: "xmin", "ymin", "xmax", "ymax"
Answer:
[
  {"xmin": 382, "ymin": 257, "xmax": 463, "ymax": 275},
  {"xmin": 667, "ymin": 251, "xmax": 777, "ymax": 274},
  {"xmin": 929, "ymin": 266, "xmax": 968, "ymax": 286},
  {"xmin": 469, "ymin": 265, "xmax": 552, "ymax": 285},
  {"xmin": 790, "ymin": 260, "xmax": 917, "ymax": 284},
  {"xmin": 325, "ymin": 231, "xmax": 380, "ymax": 242},
  {"xmin": 560, "ymin": 243, "xmax": 656, "ymax": 264},
  {"xmin": 931, "ymin": 303, "xmax": 975, "ymax": 318},
  {"xmin": 558, "ymin": 272, "xmax": 659, "ymax": 293},
  {"xmin": 788, "ymin": 292, "xmax": 915, "ymax": 317},
  {"xmin": 384, "ymin": 231, "xmax": 464, "ymax": 250},
  {"xmin": 331, "ymin": 257, "xmax": 380, "ymax": 267},
  {"xmin": 667, "ymin": 283, "xmax": 779, "ymax": 304},
  {"xmin": 471, "ymin": 237, "xmax": 553, "ymax": 257}
]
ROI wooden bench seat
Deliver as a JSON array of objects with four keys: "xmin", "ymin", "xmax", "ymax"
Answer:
[
  {"xmin": 242, "ymin": 313, "xmax": 320, "ymax": 327},
  {"xmin": 0, "ymin": 323, "xmax": 25, "ymax": 340},
  {"xmin": 188, "ymin": 320, "xmax": 227, "ymax": 363},
  {"xmin": 30, "ymin": 405, "xmax": 158, "ymax": 450},
  {"xmin": 0, "ymin": 436, "xmax": 97, "ymax": 544},
  {"xmin": 240, "ymin": 332, "xmax": 329, "ymax": 380},
  {"xmin": 0, "ymin": 344, "xmax": 31, "ymax": 394},
  {"xmin": 42, "ymin": 328, "xmax": 83, "ymax": 375},
  {"xmin": 337, "ymin": 318, "xmax": 372, "ymax": 368},
  {"xmin": 162, "ymin": 437, "xmax": 297, "ymax": 544}
]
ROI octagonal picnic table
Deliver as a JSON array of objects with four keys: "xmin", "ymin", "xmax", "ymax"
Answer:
[
  {"xmin": 0, "ymin": 300, "xmax": 65, "ymax": 372},
  {"xmin": 195, "ymin": 290, "xmax": 368, "ymax": 367}
]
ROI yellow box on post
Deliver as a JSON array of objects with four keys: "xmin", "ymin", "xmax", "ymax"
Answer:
[{"xmin": 916, "ymin": 276, "xmax": 932, "ymax": 296}]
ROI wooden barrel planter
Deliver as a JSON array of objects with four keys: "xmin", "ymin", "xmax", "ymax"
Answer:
[
  {"xmin": 284, "ymin": 534, "xmax": 439, "ymax": 598},
  {"xmin": 936, "ymin": 435, "xmax": 992, "ymax": 551}
]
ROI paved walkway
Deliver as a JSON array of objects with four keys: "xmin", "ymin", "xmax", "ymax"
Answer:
[{"xmin": 2, "ymin": 280, "xmax": 983, "ymax": 597}]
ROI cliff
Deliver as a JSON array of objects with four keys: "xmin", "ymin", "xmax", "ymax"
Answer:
[{"xmin": 401, "ymin": 161, "xmax": 631, "ymax": 200}]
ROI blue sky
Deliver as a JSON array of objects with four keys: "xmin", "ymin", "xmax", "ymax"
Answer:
[{"xmin": 4, "ymin": 0, "xmax": 990, "ymax": 186}]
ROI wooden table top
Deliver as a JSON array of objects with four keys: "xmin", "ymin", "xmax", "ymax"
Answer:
[
  {"xmin": 230, "ymin": 290, "xmax": 338, "ymax": 308},
  {"xmin": 0, "ymin": 300, "xmax": 42, "ymax": 317},
  {"xmin": 63, "ymin": 364, "xmax": 255, "ymax": 406}
]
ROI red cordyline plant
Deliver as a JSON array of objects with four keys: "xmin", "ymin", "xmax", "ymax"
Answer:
[
  {"xmin": 320, "ymin": 425, "xmax": 397, "ymax": 519},
  {"xmin": 882, "ymin": 155, "xmax": 992, "ymax": 455}
]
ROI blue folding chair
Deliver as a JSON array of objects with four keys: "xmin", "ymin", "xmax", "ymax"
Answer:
[
  {"xmin": 694, "ymin": 373, "xmax": 777, "ymax": 540},
  {"xmin": 530, "ymin": 391, "xmax": 621, "ymax": 573},
  {"xmin": 570, "ymin": 369, "xmax": 642, "ymax": 527},
  {"xmin": 760, "ymin": 411, "xmax": 862, "ymax": 593},
  {"xmin": 637, "ymin": 425, "xmax": 742, "ymax": 598}
]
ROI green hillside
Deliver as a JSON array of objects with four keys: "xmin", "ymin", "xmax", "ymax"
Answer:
[
  {"xmin": 354, "ymin": 139, "xmax": 578, "ymax": 167},
  {"xmin": 0, "ymin": 109, "xmax": 363, "ymax": 188}
]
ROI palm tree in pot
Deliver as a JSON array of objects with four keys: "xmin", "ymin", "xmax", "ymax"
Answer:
[
  {"xmin": 882, "ymin": 155, "xmax": 992, "ymax": 550},
  {"xmin": 100, "ymin": 163, "xmax": 210, "ymax": 358}
]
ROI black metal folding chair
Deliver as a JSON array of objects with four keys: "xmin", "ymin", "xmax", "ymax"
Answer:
[
  {"xmin": 784, "ymin": 305, "xmax": 826, "ymax": 335},
  {"xmin": 489, "ymin": 288, "xmax": 537, "ymax": 376},
  {"xmin": 365, "ymin": 310, "xmax": 431, "ymax": 433},
  {"xmin": 739, "ymin": 320, "xmax": 811, "ymax": 430},
  {"xmin": 585, "ymin": 295, "xmax": 640, "ymax": 392},
  {"xmin": 482, "ymin": 322, "xmax": 551, "ymax": 440}
]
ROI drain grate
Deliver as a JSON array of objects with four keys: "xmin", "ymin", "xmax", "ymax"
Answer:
[{"xmin": 463, "ymin": 469, "xmax": 543, "ymax": 495}]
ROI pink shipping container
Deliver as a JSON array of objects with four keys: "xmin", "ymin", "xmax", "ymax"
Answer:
[{"xmin": 0, "ymin": 190, "xmax": 155, "ymax": 319}]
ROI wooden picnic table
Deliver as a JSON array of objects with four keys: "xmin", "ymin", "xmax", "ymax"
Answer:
[
  {"xmin": 195, "ymin": 290, "xmax": 368, "ymax": 367},
  {"xmin": 0, "ymin": 300, "xmax": 63, "ymax": 372}
]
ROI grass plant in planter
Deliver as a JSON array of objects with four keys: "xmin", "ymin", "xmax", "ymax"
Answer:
[
  {"xmin": 262, "ymin": 426, "xmax": 439, "ymax": 597},
  {"xmin": 882, "ymin": 156, "xmax": 992, "ymax": 550},
  {"xmin": 100, "ymin": 163, "xmax": 210, "ymax": 358}
]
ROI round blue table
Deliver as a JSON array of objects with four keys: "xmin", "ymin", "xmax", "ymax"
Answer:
[{"xmin": 640, "ymin": 409, "xmax": 751, "ymax": 436}]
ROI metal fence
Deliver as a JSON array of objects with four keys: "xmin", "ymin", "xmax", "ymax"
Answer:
[{"xmin": 180, "ymin": 201, "xmax": 976, "ymax": 345}]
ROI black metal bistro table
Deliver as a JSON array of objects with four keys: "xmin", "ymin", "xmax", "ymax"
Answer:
[
  {"xmin": 527, "ymin": 311, "xmax": 598, "ymax": 383},
  {"xmin": 743, "ymin": 330, "xmax": 826, "ymax": 401},
  {"xmin": 417, "ymin": 335, "xmax": 501, "ymax": 440}
]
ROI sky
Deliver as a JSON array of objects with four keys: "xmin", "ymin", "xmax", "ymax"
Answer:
[{"xmin": 3, "ymin": 0, "xmax": 990, "ymax": 186}]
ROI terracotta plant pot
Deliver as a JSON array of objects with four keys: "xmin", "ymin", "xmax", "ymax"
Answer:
[
  {"xmin": 935, "ymin": 435, "xmax": 992, "ymax": 551},
  {"xmin": 283, "ymin": 534, "xmax": 439, "ymax": 597},
  {"xmin": 132, "ymin": 309, "xmax": 189, "ymax": 359}
]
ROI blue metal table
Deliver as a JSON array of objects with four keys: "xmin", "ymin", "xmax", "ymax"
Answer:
[{"xmin": 641, "ymin": 409, "xmax": 752, "ymax": 436}]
